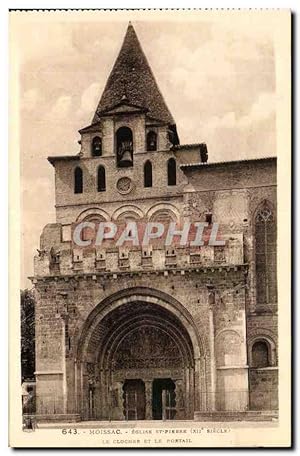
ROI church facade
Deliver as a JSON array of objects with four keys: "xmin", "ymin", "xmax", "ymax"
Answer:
[{"xmin": 32, "ymin": 23, "xmax": 278, "ymax": 422}]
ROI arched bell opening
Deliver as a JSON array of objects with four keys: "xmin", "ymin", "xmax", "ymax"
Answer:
[
  {"xmin": 146, "ymin": 131, "xmax": 157, "ymax": 151},
  {"xmin": 91, "ymin": 136, "xmax": 102, "ymax": 157},
  {"xmin": 116, "ymin": 126, "xmax": 133, "ymax": 167},
  {"xmin": 76, "ymin": 295, "xmax": 203, "ymax": 421}
]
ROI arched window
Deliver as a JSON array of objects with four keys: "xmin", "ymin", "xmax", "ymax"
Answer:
[
  {"xmin": 167, "ymin": 158, "xmax": 176, "ymax": 186},
  {"xmin": 97, "ymin": 166, "xmax": 106, "ymax": 192},
  {"xmin": 146, "ymin": 131, "xmax": 157, "ymax": 151},
  {"xmin": 116, "ymin": 126, "xmax": 133, "ymax": 167},
  {"xmin": 251, "ymin": 341, "xmax": 269, "ymax": 368},
  {"xmin": 255, "ymin": 203, "xmax": 277, "ymax": 305},
  {"xmin": 150, "ymin": 209, "xmax": 177, "ymax": 224},
  {"xmin": 144, "ymin": 160, "xmax": 152, "ymax": 188},
  {"xmin": 92, "ymin": 136, "xmax": 102, "ymax": 156},
  {"xmin": 81, "ymin": 215, "xmax": 106, "ymax": 241},
  {"xmin": 74, "ymin": 167, "xmax": 83, "ymax": 194},
  {"xmin": 117, "ymin": 212, "xmax": 140, "ymax": 223}
]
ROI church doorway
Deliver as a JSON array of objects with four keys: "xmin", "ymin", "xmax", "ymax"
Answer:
[
  {"xmin": 152, "ymin": 378, "xmax": 176, "ymax": 420},
  {"xmin": 123, "ymin": 379, "xmax": 146, "ymax": 420},
  {"xmin": 77, "ymin": 291, "xmax": 203, "ymax": 421}
]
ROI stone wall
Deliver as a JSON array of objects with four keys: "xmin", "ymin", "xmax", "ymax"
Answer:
[
  {"xmin": 53, "ymin": 151, "xmax": 187, "ymax": 221},
  {"xmin": 35, "ymin": 149, "xmax": 278, "ymax": 418},
  {"xmin": 34, "ymin": 262, "xmax": 249, "ymax": 418}
]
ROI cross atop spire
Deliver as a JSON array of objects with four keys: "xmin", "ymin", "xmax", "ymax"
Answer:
[{"xmin": 93, "ymin": 22, "xmax": 176, "ymax": 129}]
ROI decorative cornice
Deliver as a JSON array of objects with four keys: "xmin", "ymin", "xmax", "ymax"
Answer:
[{"xmin": 30, "ymin": 263, "xmax": 249, "ymax": 283}]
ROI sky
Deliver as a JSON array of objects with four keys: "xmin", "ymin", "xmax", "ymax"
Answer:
[{"xmin": 13, "ymin": 13, "xmax": 277, "ymax": 288}]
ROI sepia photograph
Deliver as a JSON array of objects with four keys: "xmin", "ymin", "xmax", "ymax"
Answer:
[{"xmin": 9, "ymin": 8, "xmax": 291, "ymax": 447}]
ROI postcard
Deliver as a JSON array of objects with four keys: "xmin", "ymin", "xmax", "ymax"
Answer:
[{"xmin": 9, "ymin": 9, "xmax": 291, "ymax": 447}]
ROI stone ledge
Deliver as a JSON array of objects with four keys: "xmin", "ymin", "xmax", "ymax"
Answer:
[
  {"xmin": 35, "ymin": 413, "xmax": 81, "ymax": 423},
  {"xmin": 35, "ymin": 371, "xmax": 63, "ymax": 376},
  {"xmin": 249, "ymin": 366, "xmax": 278, "ymax": 371},
  {"xmin": 217, "ymin": 365, "xmax": 249, "ymax": 370},
  {"xmin": 194, "ymin": 411, "xmax": 278, "ymax": 421}
]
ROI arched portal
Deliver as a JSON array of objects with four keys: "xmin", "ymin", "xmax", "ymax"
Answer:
[{"xmin": 76, "ymin": 290, "xmax": 203, "ymax": 421}]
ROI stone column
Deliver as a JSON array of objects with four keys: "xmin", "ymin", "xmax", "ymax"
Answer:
[
  {"xmin": 114, "ymin": 381, "xmax": 124, "ymax": 420},
  {"xmin": 79, "ymin": 361, "xmax": 84, "ymax": 418},
  {"xmin": 208, "ymin": 296, "xmax": 216, "ymax": 411},
  {"xmin": 200, "ymin": 355, "xmax": 207, "ymax": 411},
  {"xmin": 145, "ymin": 380, "xmax": 153, "ymax": 420},
  {"xmin": 74, "ymin": 359, "xmax": 78, "ymax": 414},
  {"xmin": 189, "ymin": 367, "xmax": 194, "ymax": 417},
  {"xmin": 194, "ymin": 357, "xmax": 201, "ymax": 413},
  {"xmin": 175, "ymin": 379, "xmax": 184, "ymax": 419},
  {"xmin": 185, "ymin": 366, "xmax": 190, "ymax": 416},
  {"xmin": 94, "ymin": 369, "xmax": 103, "ymax": 420}
]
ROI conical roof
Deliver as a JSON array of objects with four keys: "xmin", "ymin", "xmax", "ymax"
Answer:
[{"xmin": 93, "ymin": 23, "xmax": 175, "ymax": 126}]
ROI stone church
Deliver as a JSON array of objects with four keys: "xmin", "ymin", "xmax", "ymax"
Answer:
[{"xmin": 32, "ymin": 23, "xmax": 278, "ymax": 422}]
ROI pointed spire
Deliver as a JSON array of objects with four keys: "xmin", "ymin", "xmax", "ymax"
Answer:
[{"xmin": 93, "ymin": 22, "xmax": 176, "ymax": 126}]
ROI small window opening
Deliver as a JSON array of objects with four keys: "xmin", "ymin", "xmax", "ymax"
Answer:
[
  {"xmin": 144, "ymin": 160, "xmax": 153, "ymax": 187},
  {"xmin": 97, "ymin": 166, "xmax": 106, "ymax": 192},
  {"xmin": 167, "ymin": 158, "xmax": 176, "ymax": 186},
  {"xmin": 74, "ymin": 167, "xmax": 83, "ymax": 194}
]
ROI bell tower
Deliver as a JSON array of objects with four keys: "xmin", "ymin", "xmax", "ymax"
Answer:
[
  {"xmin": 78, "ymin": 22, "xmax": 179, "ymax": 164},
  {"xmin": 47, "ymin": 21, "xmax": 207, "ymax": 231}
]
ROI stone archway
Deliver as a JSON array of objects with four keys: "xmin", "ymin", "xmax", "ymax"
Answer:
[{"xmin": 76, "ymin": 289, "xmax": 204, "ymax": 421}]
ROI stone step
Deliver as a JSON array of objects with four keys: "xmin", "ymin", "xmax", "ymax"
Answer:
[{"xmin": 194, "ymin": 411, "xmax": 278, "ymax": 422}]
